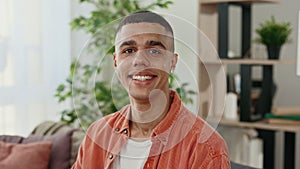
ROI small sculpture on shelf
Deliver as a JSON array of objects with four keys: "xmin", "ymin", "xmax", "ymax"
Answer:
[{"xmin": 255, "ymin": 16, "xmax": 292, "ymax": 60}]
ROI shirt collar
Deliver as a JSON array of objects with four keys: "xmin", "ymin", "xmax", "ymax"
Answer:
[
  {"xmin": 113, "ymin": 105, "xmax": 131, "ymax": 136},
  {"xmin": 151, "ymin": 90, "xmax": 182, "ymax": 144}
]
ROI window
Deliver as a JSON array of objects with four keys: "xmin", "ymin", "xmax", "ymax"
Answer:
[{"xmin": 0, "ymin": 0, "xmax": 70, "ymax": 136}]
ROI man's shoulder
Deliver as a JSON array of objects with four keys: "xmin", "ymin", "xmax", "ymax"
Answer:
[
  {"xmin": 179, "ymin": 107, "xmax": 228, "ymax": 156},
  {"xmin": 193, "ymin": 117, "xmax": 227, "ymax": 145},
  {"xmin": 180, "ymin": 107, "xmax": 223, "ymax": 138}
]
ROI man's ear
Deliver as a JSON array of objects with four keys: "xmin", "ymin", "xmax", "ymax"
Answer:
[
  {"xmin": 171, "ymin": 53, "xmax": 178, "ymax": 69},
  {"xmin": 113, "ymin": 53, "xmax": 117, "ymax": 69}
]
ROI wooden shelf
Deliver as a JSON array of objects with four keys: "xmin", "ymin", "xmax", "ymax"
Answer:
[
  {"xmin": 203, "ymin": 59, "xmax": 295, "ymax": 65},
  {"xmin": 220, "ymin": 118, "xmax": 300, "ymax": 133},
  {"xmin": 221, "ymin": 58, "xmax": 295, "ymax": 65},
  {"xmin": 201, "ymin": 0, "xmax": 280, "ymax": 5}
]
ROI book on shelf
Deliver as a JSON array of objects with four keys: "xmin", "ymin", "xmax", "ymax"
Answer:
[
  {"xmin": 265, "ymin": 113, "xmax": 300, "ymax": 120},
  {"xmin": 265, "ymin": 113, "xmax": 300, "ymax": 125},
  {"xmin": 271, "ymin": 107, "xmax": 300, "ymax": 116},
  {"xmin": 266, "ymin": 118, "xmax": 300, "ymax": 126}
]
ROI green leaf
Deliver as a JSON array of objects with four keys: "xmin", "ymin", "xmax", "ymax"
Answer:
[
  {"xmin": 56, "ymin": 84, "xmax": 65, "ymax": 92},
  {"xmin": 255, "ymin": 16, "xmax": 292, "ymax": 46},
  {"xmin": 79, "ymin": 0, "xmax": 90, "ymax": 2},
  {"xmin": 188, "ymin": 90, "xmax": 196, "ymax": 95},
  {"xmin": 106, "ymin": 45, "xmax": 115, "ymax": 54}
]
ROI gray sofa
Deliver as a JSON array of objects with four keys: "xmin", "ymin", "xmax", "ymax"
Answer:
[{"xmin": 0, "ymin": 121, "xmax": 85, "ymax": 169}]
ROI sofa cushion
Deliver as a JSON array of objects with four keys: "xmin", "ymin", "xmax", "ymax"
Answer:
[
  {"xmin": 23, "ymin": 130, "xmax": 73, "ymax": 169},
  {"xmin": 0, "ymin": 141, "xmax": 52, "ymax": 169},
  {"xmin": 0, "ymin": 135, "xmax": 23, "ymax": 143}
]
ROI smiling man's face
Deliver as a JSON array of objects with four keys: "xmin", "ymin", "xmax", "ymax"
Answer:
[{"xmin": 114, "ymin": 22, "xmax": 178, "ymax": 101}]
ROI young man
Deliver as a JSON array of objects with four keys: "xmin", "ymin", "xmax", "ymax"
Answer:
[{"xmin": 72, "ymin": 11, "xmax": 230, "ymax": 169}]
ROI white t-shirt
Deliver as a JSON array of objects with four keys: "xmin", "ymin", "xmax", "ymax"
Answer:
[{"xmin": 113, "ymin": 138, "xmax": 152, "ymax": 169}]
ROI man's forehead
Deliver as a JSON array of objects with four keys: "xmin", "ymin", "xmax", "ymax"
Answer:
[{"xmin": 115, "ymin": 23, "xmax": 173, "ymax": 44}]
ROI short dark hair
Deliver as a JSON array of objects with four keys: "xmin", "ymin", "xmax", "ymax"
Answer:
[{"xmin": 117, "ymin": 11, "xmax": 173, "ymax": 35}]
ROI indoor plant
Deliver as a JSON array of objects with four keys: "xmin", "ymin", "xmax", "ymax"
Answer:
[
  {"xmin": 255, "ymin": 16, "xmax": 292, "ymax": 59},
  {"xmin": 55, "ymin": 0, "xmax": 196, "ymax": 129}
]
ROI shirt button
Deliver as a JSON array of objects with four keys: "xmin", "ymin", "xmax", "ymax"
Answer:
[
  {"xmin": 115, "ymin": 128, "xmax": 120, "ymax": 132},
  {"xmin": 109, "ymin": 154, "xmax": 113, "ymax": 159},
  {"xmin": 123, "ymin": 129, "xmax": 128, "ymax": 134}
]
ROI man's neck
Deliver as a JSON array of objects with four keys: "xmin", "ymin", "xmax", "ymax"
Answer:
[{"xmin": 129, "ymin": 91, "xmax": 172, "ymax": 139}]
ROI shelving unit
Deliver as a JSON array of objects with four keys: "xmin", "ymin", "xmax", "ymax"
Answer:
[
  {"xmin": 196, "ymin": 0, "xmax": 300, "ymax": 168},
  {"xmin": 198, "ymin": 0, "xmax": 281, "ymax": 122}
]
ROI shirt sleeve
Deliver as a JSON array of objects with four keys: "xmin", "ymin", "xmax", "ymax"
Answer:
[
  {"xmin": 188, "ymin": 131, "xmax": 231, "ymax": 169},
  {"xmin": 189, "ymin": 153, "xmax": 230, "ymax": 169},
  {"xmin": 205, "ymin": 155, "xmax": 231, "ymax": 169}
]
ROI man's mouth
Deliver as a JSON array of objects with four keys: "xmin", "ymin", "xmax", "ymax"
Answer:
[
  {"xmin": 128, "ymin": 72, "xmax": 157, "ymax": 82},
  {"xmin": 132, "ymin": 75, "xmax": 154, "ymax": 81}
]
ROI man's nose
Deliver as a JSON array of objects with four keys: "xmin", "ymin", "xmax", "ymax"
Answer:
[{"xmin": 133, "ymin": 50, "xmax": 151, "ymax": 67}]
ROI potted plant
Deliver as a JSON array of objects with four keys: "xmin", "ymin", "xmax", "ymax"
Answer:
[
  {"xmin": 54, "ymin": 0, "xmax": 196, "ymax": 129},
  {"xmin": 255, "ymin": 16, "xmax": 292, "ymax": 59}
]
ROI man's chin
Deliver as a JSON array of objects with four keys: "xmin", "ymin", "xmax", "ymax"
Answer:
[
  {"xmin": 129, "ymin": 91, "xmax": 150, "ymax": 101},
  {"xmin": 128, "ymin": 88, "xmax": 152, "ymax": 101}
]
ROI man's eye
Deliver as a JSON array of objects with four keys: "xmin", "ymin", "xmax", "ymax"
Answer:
[
  {"xmin": 123, "ymin": 48, "xmax": 135, "ymax": 54},
  {"xmin": 148, "ymin": 48, "xmax": 161, "ymax": 54}
]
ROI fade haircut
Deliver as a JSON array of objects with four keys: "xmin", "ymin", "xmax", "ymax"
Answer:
[{"xmin": 116, "ymin": 11, "xmax": 174, "ymax": 36}]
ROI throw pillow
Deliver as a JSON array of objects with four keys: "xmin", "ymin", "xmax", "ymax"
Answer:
[
  {"xmin": 23, "ymin": 130, "xmax": 73, "ymax": 169},
  {"xmin": 0, "ymin": 141, "xmax": 52, "ymax": 169},
  {"xmin": 30, "ymin": 121, "xmax": 85, "ymax": 165}
]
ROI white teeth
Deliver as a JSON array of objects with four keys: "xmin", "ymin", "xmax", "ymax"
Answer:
[{"xmin": 132, "ymin": 75, "xmax": 153, "ymax": 81}]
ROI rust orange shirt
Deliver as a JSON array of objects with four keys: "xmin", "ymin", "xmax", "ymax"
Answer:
[{"xmin": 72, "ymin": 91, "xmax": 230, "ymax": 169}]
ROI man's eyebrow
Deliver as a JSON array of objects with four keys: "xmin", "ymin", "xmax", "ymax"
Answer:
[
  {"xmin": 146, "ymin": 40, "xmax": 166, "ymax": 49},
  {"xmin": 119, "ymin": 40, "xmax": 136, "ymax": 49}
]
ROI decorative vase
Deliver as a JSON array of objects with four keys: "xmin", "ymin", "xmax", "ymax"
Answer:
[{"xmin": 267, "ymin": 45, "xmax": 281, "ymax": 60}]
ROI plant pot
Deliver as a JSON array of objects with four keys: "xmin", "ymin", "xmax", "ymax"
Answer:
[{"xmin": 267, "ymin": 45, "xmax": 281, "ymax": 60}]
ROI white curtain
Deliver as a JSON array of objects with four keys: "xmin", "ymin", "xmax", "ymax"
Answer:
[{"xmin": 0, "ymin": 0, "xmax": 71, "ymax": 136}]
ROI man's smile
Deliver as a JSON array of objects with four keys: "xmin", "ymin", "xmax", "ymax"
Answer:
[
  {"xmin": 132, "ymin": 75, "xmax": 154, "ymax": 81},
  {"xmin": 128, "ymin": 71, "xmax": 158, "ymax": 83}
]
